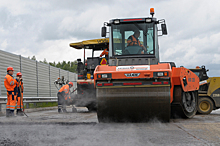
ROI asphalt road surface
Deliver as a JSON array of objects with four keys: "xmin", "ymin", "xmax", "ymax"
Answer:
[{"xmin": 0, "ymin": 107, "xmax": 220, "ymax": 146}]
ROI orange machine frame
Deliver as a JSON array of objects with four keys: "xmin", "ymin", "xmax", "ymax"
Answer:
[{"xmin": 94, "ymin": 63, "xmax": 199, "ymax": 103}]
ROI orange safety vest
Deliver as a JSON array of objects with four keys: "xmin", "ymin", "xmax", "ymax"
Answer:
[
  {"xmin": 127, "ymin": 35, "xmax": 143, "ymax": 47},
  {"xmin": 58, "ymin": 84, "xmax": 70, "ymax": 100},
  {"xmin": 4, "ymin": 74, "xmax": 17, "ymax": 91},
  {"xmin": 100, "ymin": 48, "xmax": 109, "ymax": 57}
]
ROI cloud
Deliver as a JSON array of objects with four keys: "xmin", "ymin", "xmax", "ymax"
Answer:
[
  {"xmin": 0, "ymin": 0, "xmax": 219, "ymax": 77},
  {"xmin": 1, "ymin": 39, "xmax": 8, "ymax": 50}
]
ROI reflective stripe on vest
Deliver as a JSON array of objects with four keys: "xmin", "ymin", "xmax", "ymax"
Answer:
[{"xmin": 10, "ymin": 81, "xmax": 14, "ymax": 85}]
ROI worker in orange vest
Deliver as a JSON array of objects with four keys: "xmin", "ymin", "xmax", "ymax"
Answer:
[
  {"xmin": 127, "ymin": 30, "xmax": 147, "ymax": 54},
  {"xmin": 4, "ymin": 67, "xmax": 19, "ymax": 117},
  {"xmin": 57, "ymin": 82, "xmax": 74, "ymax": 113},
  {"xmin": 100, "ymin": 45, "xmax": 109, "ymax": 57},
  {"xmin": 16, "ymin": 72, "xmax": 24, "ymax": 116}
]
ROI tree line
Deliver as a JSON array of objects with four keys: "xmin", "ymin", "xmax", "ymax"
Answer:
[{"xmin": 28, "ymin": 56, "xmax": 77, "ymax": 73}]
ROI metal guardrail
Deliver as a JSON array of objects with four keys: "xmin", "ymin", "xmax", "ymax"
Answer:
[
  {"xmin": 0, "ymin": 97, "xmax": 58, "ymax": 112},
  {"xmin": 0, "ymin": 97, "xmax": 57, "ymax": 104}
]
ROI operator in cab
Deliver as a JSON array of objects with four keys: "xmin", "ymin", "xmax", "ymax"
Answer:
[{"xmin": 127, "ymin": 30, "xmax": 147, "ymax": 54}]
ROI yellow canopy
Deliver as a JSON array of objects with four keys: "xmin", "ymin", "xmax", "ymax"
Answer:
[
  {"xmin": 69, "ymin": 37, "xmax": 143, "ymax": 50},
  {"xmin": 69, "ymin": 38, "xmax": 109, "ymax": 50}
]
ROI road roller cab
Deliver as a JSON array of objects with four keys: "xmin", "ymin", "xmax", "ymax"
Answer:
[{"xmin": 94, "ymin": 8, "xmax": 200, "ymax": 122}]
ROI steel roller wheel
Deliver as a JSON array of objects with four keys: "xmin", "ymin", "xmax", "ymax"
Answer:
[
  {"xmin": 171, "ymin": 86, "xmax": 198, "ymax": 119},
  {"xmin": 197, "ymin": 97, "xmax": 213, "ymax": 114},
  {"xmin": 181, "ymin": 91, "xmax": 197, "ymax": 118}
]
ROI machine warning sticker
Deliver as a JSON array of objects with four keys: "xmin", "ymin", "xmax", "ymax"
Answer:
[
  {"xmin": 100, "ymin": 58, "xmax": 107, "ymax": 65},
  {"xmin": 213, "ymin": 94, "xmax": 220, "ymax": 97},
  {"xmin": 124, "ymin": 73, "xmax": 140, "ymax": 77},
  {"xmin": 116, "ymin": 65, "xmax": 150, "ymax": 71}
]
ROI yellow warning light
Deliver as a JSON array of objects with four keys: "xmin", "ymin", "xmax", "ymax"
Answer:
[
  {"xmin": 150, "ymin": 8, "xmax": 154, "ymax": 16},
  {"xmin": 196, "ymin": 66, "xmax": 200, "ymax": 69}
]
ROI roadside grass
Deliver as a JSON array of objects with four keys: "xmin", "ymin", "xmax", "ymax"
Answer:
[{"xmin": 24, "ymin": 102, "xmax": 58, "ymax": 108}]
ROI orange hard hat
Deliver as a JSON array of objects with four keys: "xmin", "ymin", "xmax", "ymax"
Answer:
[
  {"xmin": 7, "ymin": 67, "xmax": 14, "ymax": 72},
  {"xmin": 68, "ymin": 82, "xmax": 73, "ymax": 86},
  {"xmin": 16, "ymin": 72, "xmax": 22, "ymax": 76}
]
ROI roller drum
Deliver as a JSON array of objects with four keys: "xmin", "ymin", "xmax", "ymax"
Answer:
[{"xmin": 97, "ymin": 86, "xmax": 170, "ymax": 122}]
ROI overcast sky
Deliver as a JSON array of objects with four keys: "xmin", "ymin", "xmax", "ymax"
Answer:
[{"xmin": 0, "ymin": 0, "xmax": 219, "ymax": 76}]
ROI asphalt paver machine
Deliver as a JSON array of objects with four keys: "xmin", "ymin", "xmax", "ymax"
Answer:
[{"xmin": 69, "ymin": 38, "xmax": 109, "ymax": 111}]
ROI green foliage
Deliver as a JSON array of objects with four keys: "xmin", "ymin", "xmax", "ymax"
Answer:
[
  {"xmin": 29, "ymin": 55, "xmax": 77, "ymax": 73},
  {"xmin": 31, "ymin": 56, "xmax": 36, "ymax": 60},
  {"xmin": 56, "ymin": 62, "xmax": 61, "ymax": 68},
  {"xmin": 55, "ymin": 60, "xmax": 77, "ymax": 73},
  {"xmin": 49, "ymin": 61, "xmax": 56, "ymax": 66},
  {"xmin": 43, "ymin": 58, "xmax": 48, "ymax": 64}
]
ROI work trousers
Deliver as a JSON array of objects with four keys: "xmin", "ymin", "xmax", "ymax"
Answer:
[
  {"xmin": 57, "ymin": 93, "xmax": 67, "ymax": 110},
  {"xmin": 6, "ymin": 91, "xmax": 16, "ymax": 111},
  {"xmin": 17, "ymin": 93, "xmax": 23, "ymax": 110}
]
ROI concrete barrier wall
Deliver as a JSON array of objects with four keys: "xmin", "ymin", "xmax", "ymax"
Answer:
[{"xmin": 0, "ymin": 50, "xmax": 77, "ymax": 97}]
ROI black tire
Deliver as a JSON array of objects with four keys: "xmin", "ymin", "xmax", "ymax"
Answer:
[
  {"xmin": 181, "ymin": 91, "xmax": 198, "ymax": 118},
  {"xmin": 171, "ymin": 86, "xmax": 198, "ymax": 119},
  {"xmin": 197, "ymin": 97, "xmax": 213, "ymax": 114}
]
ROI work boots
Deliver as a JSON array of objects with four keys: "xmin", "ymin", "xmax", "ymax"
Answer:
[
  {"xmin": 10, "ymin": 110, "xmax": 16, "ymax": 117},
  {"xmin": 17, "ymin": 109, "xmax": 24, "ymax": 116},
  {"xmin": 6, "ymin": 109, "xmax": 10, "ymax": 117},
  {"xmin": 58, "ymin": 105, "xmax": 62, "ymax": 113},
  {"xmin": 62, "ymin": 109, "xmax": 67, "ymax": 113},
  {"xmin": 62, "ymin": 104, "xmax": 67, "ymax": 113},
  {"xmin": 6, "ymin": 109, "xmax": 16, "ymax": 117},
  {"xmin": 58, "ymin": 107, "xmax": 67, "ymax": 113}
]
